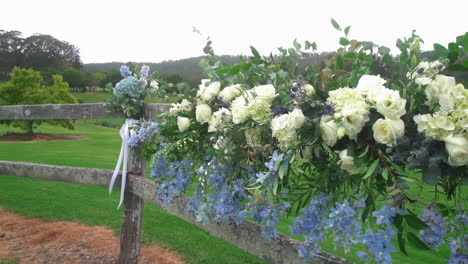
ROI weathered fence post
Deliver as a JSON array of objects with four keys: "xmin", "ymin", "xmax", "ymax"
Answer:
[{"xmin": 118, "ymin": 145, "xmax": 145, "ymax": 264}]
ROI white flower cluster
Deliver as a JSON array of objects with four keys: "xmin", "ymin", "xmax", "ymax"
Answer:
[
  {"xmin": 231, "ymin": 84, "xmax": 277, "ymax": 124},
  {"xmin": 197, "ymin": 79, "xmax": 221, "ymax": 103},
  {"xmin": 271, "ymin": 108, "xmax": 305, "ymax": 151},
  {"xmin": 169, "ymin": 99, "xmax": 193, "ymax": 116},
  {"xmin": 413, "ymin": 77, "xmax": 468, "ymax": 166},
  {"xmin": 408, "ymin": 60, "xmax": 445, "ymax": 86},
  {"xmin": 322, "ymin": 75, "xmax": 407, "ymax": 149}
]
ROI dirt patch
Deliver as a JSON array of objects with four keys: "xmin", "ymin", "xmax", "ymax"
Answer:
[
  {"xmin": 0, "ymin": 208, "xmax": 184, "ymax": 264},
  {"xmin": 0, "ymin": 133, "xmax": 87, "ymax": 142}
]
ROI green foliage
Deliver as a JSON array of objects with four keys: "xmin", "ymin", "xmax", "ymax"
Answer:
[{"xmin": 0, "ymin": 67, "xmax": 77, "ymax": 133}]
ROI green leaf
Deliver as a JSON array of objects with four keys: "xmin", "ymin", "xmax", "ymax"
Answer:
[
  {"xmin": 407, "ymin": 232, "xmax": 430, "ymax": 250},
  {"xmin": 433, "ymin": 43, "xmax": 447, "ymax": 60},
  {"xmin": 288, "ymin": 48, "xmax": 300, "ymax": 58},
  {"xmin": 344, "ymin": 26, "xmax": 351, "ymax": 36},
  {"xmin": 448, "ymin": 42, "xmax": 460, "ymax": 62},
  {"xmin": 344, "ymin": 52, "xmax": 357, "ymax": 59},
  {"xmin": 400, "ymin": 50, "xmax": 409, "ymax": 63},
  {"xmin": 383, "ymin": 54, "xmax": 393, "ymax": 64},
  {"xmin": 378, "ymin": 46, "xmax": 391, "ymax": 56},
  {"xmin": 311, "ymin": 42, "xmax": 317, "ymax": 51},
  {"xmin": 382, "ymin": 169, "xmax": 389, "ymax": 181},
  {"xmin": 336, "ymin": 54, "xmax": 344, "ymax": 69},
  {"xmin": 422, "ymin": 165, "xmax": 440, "ymax": 185},
  {"xmin": 305, "ymin": 40, "xmax": 311, "ymax": 50},
  {"xmin": 463, "ymin": 32, "xmax": 468, "ymax": 53},
  {"xmin": 406, "ymin": 215, "xmax": 430, "ymax": 230},
  {"xmin": 250, "ymin": 46, "xmax": 260, "ymax": 58},
  {"xmin": 331, "ymin": 18, "xmax": 341, "ymax": 31},
  {"xmin": 396, "ymin": 39, "xmax": 405, "ymax": 50},
  {"xmin": 363, "ymin": 159, "xmax": 379, "ymax": 179},
  {"xmin": 357, "ymin": 146, "xmax": 369, "ymax": 158},
  {"xmin": 339, "ymin": 37, "xmax": 350, "ymax": 46},
  {"xmin": 293, "ymin": 39, "xmax": 301, "ymax": 51},
  {"xmin": 398, "ymin": 232, "xmax": 409, "ymax": 256}
]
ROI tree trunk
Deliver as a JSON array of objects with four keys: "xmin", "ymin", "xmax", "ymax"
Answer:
[{"xmin": 26, "ymin": 121, "xmax": 34, "ymax": 135}]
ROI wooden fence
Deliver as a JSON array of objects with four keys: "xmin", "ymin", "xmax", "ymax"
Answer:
[{"xmin": 0, "ymin": 103, "xmax": 350, "ymax": 264}]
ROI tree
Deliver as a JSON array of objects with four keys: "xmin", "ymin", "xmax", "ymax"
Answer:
[
  {"xmin": 62, "ymin": 67, "xmax": 87, "ymax": 91},
  {"xmin": 0, "ymin": 30, "xmax": 82, "ymax": 81},
  {"xmin": 0, "ymin": 67, "xmax": 78, "ymax": 134}
]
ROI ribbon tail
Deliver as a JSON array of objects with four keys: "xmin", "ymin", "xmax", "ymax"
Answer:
[
  {"xmin": 118, "ymin": 137, "xmax": 129, "ymax": 209},
  {"xmin": 109, "ymin": 140, "xmax": 125, "ymax": 195}
]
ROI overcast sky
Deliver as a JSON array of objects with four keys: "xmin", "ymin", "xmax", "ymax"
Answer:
[{"xmin": 1, "ymin": 0, "xmax": 467, "ymax": 63}]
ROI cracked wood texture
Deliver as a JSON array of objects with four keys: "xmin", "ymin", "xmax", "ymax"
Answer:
[
  {"xmin": 0, "ymin": 103, "xmax": 170, "ymax": 121},
  {"xmin": 118, "ymin": 146, "xmax": 145, "ymax": 264},
  {"xmin": 0, "ymin": 160, "xmax": 120, "ymax": 187}
]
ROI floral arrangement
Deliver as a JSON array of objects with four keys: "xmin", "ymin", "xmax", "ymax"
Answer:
[
  {"xmin": 108, "ymin": 65, "xmax": 159, "ymax": 118},
  {"xmin": 130, "ymin": 20, "xmax": 467, "ymax": 263}
]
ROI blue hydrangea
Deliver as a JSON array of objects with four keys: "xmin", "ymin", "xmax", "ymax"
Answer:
[
  {"xmin": 290, "ymin": 193, "xmax": 329, "ymax": 260},
  {"xmin": 120, "ymin": 65, "xmax": 132, "ymax": 78},
  {"xmin": 114, "ymin": 76, "xmax": 143, "ymax": 99}
]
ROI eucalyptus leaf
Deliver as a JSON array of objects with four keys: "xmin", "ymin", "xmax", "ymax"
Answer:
[
  {"xmin": 407, "ymin": 232, "xmax": 430, "ymax": 250},
  {"xmin": 331, "ymin": 18, "xmax": 341, "ymax": 31},
  {"xmin": 363, "ymin": 159, "xmax": 379, "ymax": 179},
  {"xmin": 344, "ymin": 26, "xmax": 351, "ymax": 36}
]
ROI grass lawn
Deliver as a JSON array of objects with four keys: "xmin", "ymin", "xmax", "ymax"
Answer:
[
  {"xmin": 0, "ymin": 123, "xmax": 264, "ymax": 264},
  {"xmin": 0, "ymin": 122, "xmax": 455, "ymax": 263}
]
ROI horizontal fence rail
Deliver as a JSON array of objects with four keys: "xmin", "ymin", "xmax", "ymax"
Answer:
[
  {"xmin": 0, "ymin": 161, "xmax": 350, "ymax": 264},
  {"xmin": 0, "ymin": 103, "xmax": 170, "ymax": 121}
]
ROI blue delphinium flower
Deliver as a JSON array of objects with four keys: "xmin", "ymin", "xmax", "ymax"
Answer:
[
  {"xmin": 290, "ymin": 193, "xmax": 329, "ymax": 260},
  {"xmin": 139, "ymin": 65, "xmax": 150, "ymax": 86},
  {"xmin": 327, "ymin": 200, "xmax": 361, "ymax": 253},
  {"xmin": 120, "ymin": 65, "xmax": 132, "ymax": 78},
  {"xmin": 187, "ymin": 159, "xmax": 250, "ymax": 225},
  {"xmin": 372, "ymin": 205, "xmax": 404, "ymax": 226},
  {"xmin": 250, "ymin": 200, "xmax": 289, "ymax": 240},
  {"xmin": 357, "ymin": 226, "xmax": 396, "ymax": 264},
  {"xmin": 128, "ymin": 122, "xmax": 159, "ymax": 147},
  {"xmin": 419, "ymin": 203, "xmax": 447, "ymax": 249}
]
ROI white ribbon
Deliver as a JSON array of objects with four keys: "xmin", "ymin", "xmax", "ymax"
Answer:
[{"xmin": 109, "ymin": 119, "xmax": 139, "ymax": 208}]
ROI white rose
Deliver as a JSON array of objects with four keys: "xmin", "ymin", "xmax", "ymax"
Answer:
[
  {"xmin": 231, "ymin": 96, "xmax": 250, "ymax": 124},
  {"xmin": 413, "ymin": 114, "xmax": 431, "ymax": 133},
  {"xmin": 425, "ymin": 75, "xmax": 456, "ymax": 106},
  {"xmin": 219, "ymin": 84, "xmax": 242, "ymax": 103},
  {"xmin": 195, "ymin": 104, "xmax": 212, "ymax": 124},
  {"xmin": 355, "ymin": 75, "xmax": 387, "ymax": 99},
  {"xmin": 372, "ymin": 118, "xmax": 405, "ymax": 146},
  {"xmin": 338, "ymin": 149, "xmax": 358, "ymax": 174},
  {"xmin": 320, "ymin": 115, "xmax": 339, "ymax": 146},
  {"xmin": 288, "ymin": 108, "xmax": 305, "ymax": 129},
  {"xmin": 177, "ymin": 116, "xmax": 190, "ymax": 132},
  {"xmin": 202, "ymin": 81, "xmax": 221, "ymax": 102},
  {"xmin": 271, "ymin": 114, "xmax": 289, "ymax": 134},
  {"xmin": 149, "ymin": 80, "xmax": 159, "ymax": 92},
  {"xmin": 303, "ymin": 84, "xmax": 315, "ymax": 97},
  {"xmin": 341, "ymin": 109, "xmax": 369, "ymax": 139},
  {"xmin": 208, "ymin": 108, "xmax": 232, "ymax": 132},
  {"xmin": 375, "ymin": 89, "xmax": 407, "ymax": 119},
  {"xmin": 443, "ymin": 135, "xmax": 468, "ymax": 166},
  {"xmin": 179, "ymin": 99, "xmax": 193, "ymax": 112},
  {"xmin": 253, "ymin": 84, "xmax": 277, "ymax": 102},
  {"xmin": 169, "ymin": 104, "xmax": 180, "ymax": 116}
]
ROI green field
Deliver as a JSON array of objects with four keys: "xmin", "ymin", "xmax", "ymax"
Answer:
[{"xmin": 0, "ymin": 122, "xmax": 454, "ymax": 263}]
